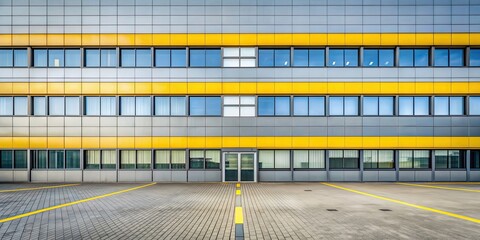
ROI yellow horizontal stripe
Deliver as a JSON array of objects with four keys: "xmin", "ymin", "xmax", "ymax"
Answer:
[
  {"xmin": 323, "ymin": 183, "xmax": 480, "ymax": 224},
  {"xmin": 425, "ymin": 182, "xmax": 480, "ymax": 185},
  {"xmin": 236, "ymin": 190, "xmax": 241, "ymax": 195},
  {"xmin": 0, "ymin": 182, "xmax": 156, "ymax": 224},
  {"xmin": 0, "ymin": 136, "xmax": 477, "ymax": 149},
  {"xmin": 0, "ymin": 33, "xmax": 477, "ymax": 47},
  {"xmin": 235, "ymin": 206, "xmax": 244, "ymax": 224},
  {"xmin": 0, "ymin": 183, "xmax": 79, "ymax": 193},
  {"xmin": 1, "ymin": 82, "xmax": 478, "ymax": 95},
  {"xmin": 397, "ymin": 183, "xmax": 480, "ymax": 193}
]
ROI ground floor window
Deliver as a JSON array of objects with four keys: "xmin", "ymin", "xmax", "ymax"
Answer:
[
  {"xmin": 363, "ymin": 150, "xmax": 394, "ymax": 169},
  {"xmin": 0, "ymin": 150, "xmax": 27, "ymax": 169},
  {"xmin": 258, "ymin": 150, "xmax": 290, "ymax": 169},
  {"xmin": 120, "ymin": 150, "xmax": 151, "ymax": 169},
  {"xmin": 84, "ymin": 150, "xmax": 117, "ymax": 169},
  {"xmin": 31, "ymin": 150, "xmax": 80, "ymax": 169},
  {"xmin": 399, "ymin": 150, "xmax": 430, "ymax": 169},
  {"xmin": 329, "ymin": 150, "xmax": 359, "ymax": 169},
  {"xmin": 154, "ymin": 150, "xmax": 186, "ymax": 169},
  {"xmin": 434, "ymin": 150, "xmax": 465, "ymax": 169},
  {"xmin": 189, "ymin": 150, "xmax": 221, "ymax": 169},
  {"xmin": 293, "ymin": 150, "xmax": 325, "ymax": 169}
]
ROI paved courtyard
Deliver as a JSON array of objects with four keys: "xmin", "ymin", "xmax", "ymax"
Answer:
[{"xmin": 0, "ymin": 182, "xmax": 479, "ymax": 239}]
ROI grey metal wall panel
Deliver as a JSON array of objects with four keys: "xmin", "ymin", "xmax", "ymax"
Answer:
[
  {"xmin": 0, "ymin": 171, "xmax": 13, "ymax": 182},
  {"xmin": 275, "ymin": 171, "xmax": 292, "ymax": 182},
  {"xmin": 450, "ymin": 171, "xmax": 467, "ymax": 181},
  {"xmin": 435, "ymin": 171, "xmax": 451, "ymax": 181},
  {"xmin": 135, "ymin": 171, "xmax": 152, "ymax": 182},
  {"xmin": 378, "ymin": 171, "xmax": 397, "ymax": 181},
  {"xmin": 309, "ymin": 171, "xmax": 327, "ymax": 182},
  {"xmin": 205, "ymin": 171, "xmax": 221, "ymax": 182},
  {"xmin": 293, "ymin": 171, "xmax": 309, "ymax": 181},
  {"xmin": 13, "ymin": 171, "xmax": 29, "ymax": 182},
  {"xmin": 259, "ymin": 171, "xmax": 275, "ymax": 182},
  {"xmin": 470, "ymin": 171, "xmax": 480, "ymax": 182},
  {"xmin": 329, "ymin": 171, "xmax": 344, "ymax": 182},
  {"xmin": 399, "ymin": 171, "xmax": 415, "ymax": 182},
  {"xmin": 47, "ymin": 171, "xmax": 65, "ymax": 182},
  {"xmin": 100, "ymin": 171, "xmax": 117, "ymax": 183},
  {"xmin": 153, "ymin": 171, "xmax": 171, "ymax": 182},
  {"xmin": 171, "ymin": 171, "xmax": 187, "ymax": 182},
  {"xmin": 83, "ymin": 171, "xmax": 101, "ymax": 182},
  {"xmin": 363, "ymin": 171, "xmax": 379, "ymax": 182},
  {"xmin": 188, "ymin": 171, "xmax": 205, "ymax": 182},
  {"xmin": 415, "ymin": 171, "xmax": 432, "ymax": 182},
  {"xmin": 65, "ymin": 171, "xmax": 82, "ymax": 182},
  {"xmin": 118, "ymin": 171, "xmax": 136, "ymax": 182},
  {"xmin": 31, "ymin": 171, "xmax": 48, "ymax": 182},
  {"xmin": 344, "ymin": 171, "xmax": 361, "ymax": 181}
]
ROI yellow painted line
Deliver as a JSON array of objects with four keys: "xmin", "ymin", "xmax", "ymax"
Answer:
[
  {"xmin": 236, "ymin": 189, "xmax": 241, "ymax": 195},
  {"xmin": 236, "ymin": 183, "xmax": 241, "ymax": 188},
  {"xmin": 235, "ymin": 206, "xmax": 244, "ymax": 224},
  {"xmin": 397, "ymin": 182, "xmax": 480, "ymax": 193},
  {"xmin": 322, "ymin": 183, "xmax": 480, "ymax": 224},
  {"xmin": 0, "ymin": 182, "xmax": 156, "ymax": 224},
  {"xmin": 425, "ymin": 182, "xmax": 480, "ymax": 185},
  {"xmin": 0, "ymin": 183, "xmax": 80, "ymax": 193}
]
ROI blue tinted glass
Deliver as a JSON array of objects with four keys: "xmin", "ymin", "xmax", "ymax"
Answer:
[
  {"xmin": 379, "ymin": 49, "xmax": 394, "ymax": 67},
  {"xmin": 399, "ymin": 97, "xmax": 413, "ymax": 115},
  {"xmin": 0, "ymin": 151, "xmax": 12, "ymax": 168},
  {"xmin": 258, "ymin": 49, "xmax": 274, "ymax": 67},
  {"xmin": 136, "ymin": 49, "xmax": 151, "ymax": 67},
  {"xmin": 0, "ymin": 49, "xmax": 13, "ymax": 67},
  {"xmin": 171, "ymin": 97, "xmax": 186, "ymax": 115},
  {"xmin": 293, "ymin": 49, "xmax": 308, "ymax": 67},
  {"xmin": 33, "ymin": 49, "xmax": 48, "ymax": 67},
  {"xmin": 120, "ymin": 97, "xmax": 135, "ymax": 115},
  {"xmin": 135, "ymin": 97, "xmax": 151, "ymax": 115},
  {"xmin": 414, "ymin": 97, "xmax": 429, "ymax": 115},
  {"xmin": 65, "ymin": 97, "xmax": 79, "ymax": 115},
  {"xmin": 434, "ymin": 49, "xmax": 449, "ymax": 66},
  {"xmin": 449, "ymin": 49, "xmax": 464, "ymax": 66},
  {"xmin": 48, "ymin": 49, "xmax": 64, "ymax": 67},
  {"xmin": 344, "ymin": 97, "xmax": 358, "ymax": 115},
  {"xmin": 309, "ymin": 49, "xmax": 325, "ymax": 67},
  {"xmin": 344, "ymin": 49, "xmax": 358, "ymax": 67},
  {"xmin": 414, "ymin": 49, "xmax": 429, "ymax": 66},
  {"xmin": 189, "ymin": 49, "xmax": 205, "ymax": 67},
  {"xmin": 121, "ymin": 49, "xmax": 136, "ymax": 67},
  {"xmin": 205, "ymin": 49, "xmax": 221, "ymax": 67},
  {"xmin": 363, "ymin": 49, "xmax": 378, "ymax": 67},
  {"xmin": 363, "ymin": 97, "xmax": 379, "ymax": 115},
  {"xmin": 155, "ymin": 49, "xmax": 170, "ymax": 67},
  {"xmin": 470, "ymin": 49, "xmax": 480, "ymax": 66},
  {"xmin": 155, "ymin": 97, "xmax": 170, "ymax": 115},
  {"xmin": 65, "ymin": 49, "xmax": 80, "ymax": 67},
  {"xmin": 309, "ymin": 97, "xmax": 325, "ymax": 115},
  {"xmin": 449, "ymin": 97, "xmax": 464, "ymax": 115},
  {"xmin": 470, "ymin": 97, "xmax": 480, "ymax": 115},
  {"xmin": 85, "ymin": 49, "xmax": 100, "ymax": 67},
  {"xmin": 205, "ymin": 97, "xmax": 221, "ymax": 115},
  {"xmin": 329, "ymin": 97, "xmax": 343, "ymax": 115},
  {"xmin": 0, "ymin": 97, "xmax": 13, "ymax": 115},
  {"xmin": 434, "ymin": 97, "xmax": 449, "ymax": 115},
  {"xmin": 33, "ymin": 97, "xmax": 46, "ymax": 116},
  {"xmin": 13, "ymin": 49, "xmax": 27, "ymax": 67},
  {"xmin": 275, "ymin": 50, "xmax": 290, "ymax": 67},
  {"xmin": 258, "ymin": 97, "xmax": 274, "ymax": 115},
  {"xmin": 171, "ymin": 49, "xmax": 186, "ymax": 67},
  {"xmin": 275, "ymin": 97, "xmax": 290, "ymax": 115},
  {"xmin": 189, "ymin": 97, "xmax": 205, "ymax": 115},
  {"xmin": 49, "ymin": 97, "xmax": 65, "ymax": 115},
  {"xmin": 13, "ymin": 97, "xmax": 27, "ymax": 115},
  {"xmin": 328, "ymin": 49, "xmax": 344, "ymax": 67},
  {"xmin": 84, "ymin": 97, "xmax": 100, "ymax": 115},
  {"xmin": 293, "ymin": 97, "xmax": 308, "ymax": 115},
  {"xmin": 379, "ymin": 97, "xmax": 394, "ymax": 115},
  {"xmin": 101, "ymin": 97, "xmax": 116, "ymax": 116},
  {"xmin": 399, "ymin": 49, "xmax": 413, "ymax": 66},
  {"xmin": 101, "ymin": 49, "xmax": 117, "ymax": 67}
]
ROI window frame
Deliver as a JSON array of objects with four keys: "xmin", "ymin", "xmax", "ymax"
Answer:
[
  {"xmin": 434, "ymin": 150, "xmax": 466, "ymax": 169},
  {"xmin": 223, "ymin": 96, "xmax": 256, "ymax": 117},
  {"xmin": 0, "ymin": 150, "xmax": 27, "ymax": 169},
  {"xmin": 362, "ymin": 48, "xmax": 395, "ymax": 67},
  {"xmin": 328, "ymin": 48, "xmax": 359, "ymax": 67},
  {"xmin": 434, "ymin": 48, "xmax": 465, "ymax": 67},
  {"xmin": 32, "ymin": 48, "xmax": 82, "ymax": 68},
  {"xmin": 189, "ymin": 96, "xmax": 222, "ymax": 116},
  {"xmin": 328, "ymin": 96, "xmax": 359, "ymax": 116},
  {"xmin": 292, "ymin": 96, "xmax": 325, "ymax": 116},
  {"xmin": 154, "ymin": 48, "xmax": 187, "ymax": 68},
  {"xmin": 399, "ymin": 150, "xmax": 431, "ymax": 169},
  {"xmin": 257, "ymin": 96, "xmax": 291, "ymax": 116},
  {"xmin": 362, "ymin": 96, "xmax": 394, "ymax": 116},
  {"xmin": 120, "ymin": 48, "xmax": 152, "ymax": 68},
  {"xmin": 258, "ymin": 150, "xmax": 291, "ymax": 170},
  {"xmin": 188, "ymin": 149, "xmax": 221, "ymax": 170},
  {"xmin": 84, "ymin": 149, "xmax": 117, "ymax": 170},
  {"xmin": 363, "ymin": 150, "xmax": 395, "ymax": 169},
  {"xmin": 292, "ymin": 150, "xmax": 326, "ymax": 170},
  {"xmin": 189, "ymin": 48, "xmax": 222, "ymax": 68},
  {"xmin": 328, "ymin": 150, "xmax": 360, "ymax": 170}
]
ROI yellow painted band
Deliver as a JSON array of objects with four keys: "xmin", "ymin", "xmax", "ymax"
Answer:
[
  {"xmin": 235, "ymin": 206, "xmax": 244, "ymax": 224},
  {"xmin": 236, "ymin": 183, "xmax": 241, "ymax": 188},
  {"xmin": 322, "ymin": 183, "xmax": 480, "ymax": 224},
  {"xmin": 1, "ymin": 136, "xmax": 477, "ymax": 149},
  {"xmin": 0, "ymin": 182, "xmax": 156, "ymax": 224},
  {"xmin": 0, "ymin": 183, "xmax": 79, "ymax": 193},
  {"xmin": 0, "ymin": 33, "xmax": 477, "ymax": 46},
  {"xmin": 424, "ymin": 182, "xmax": 480, "ymax": 185},
  {"xmin": 1, "ymin": 82, "xmax": 478, "ymax": 95},
  {"xmin": 397, "ymin": 183, "xmax": 480, "ymax": 193},
  {"xmin": 236, "ymin": 190, "xmax": 241, "ymax": 195}
]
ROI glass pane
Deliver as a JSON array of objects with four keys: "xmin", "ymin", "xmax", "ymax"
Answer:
[
  {"xmin": 274, "ymin": 150, "xmax": 290, "ymax": 168},
  {"xmin": 205, "ymin": 97, "xmax": 221, "ymax": 116},
  {"xmin": 101, "ymin": 97, "xmax": 116, "ymax": 116},
  {"xmin": 85, "ymin": 49, "xmax": 100, "ymax": 67},
  {"xmin": 48, "ymin": 49, "xmax": 64, "ymax": 67},
  {"xmin": 189, "ymin": 97, "xmax": 205, "ymax": 115},
  {"xmin": 240, "ymin": 106, "xmax": 255, "ymax": 116},
  {"xmin": 49, "ymin": 150, "xmax": 64, "ymax": 169},
  {"xmin": 205, "ymin": 150, "xmax": 220, "ymax": 169},
  {"xmin": 189, "ymin": 150, "xmax": 204, "ymax": 169},
  {"xmin": 223, "ymin": 48, "xmax": 239, "ymax": 57},
  {"xmin": 344, "ymin": 97, "xmax": 358, "ymax": 115},
  {"xmin": 171, "ymin": 97, "xmax": 186, "ymax": 115},
  {"xmin": 449, "ymin": 49, "xmax": 464, "ymax": 66},
  {"xmin": 120, "ymin": 150, "xmax": 136, "ymax": 169},
  {"xmin": 435, "ymin": 150, "xmax": 448, "ymax": 169},
  {"xmin": 344, "ymin": 49, "xmax": 358, "ymax": 67},
  {"xmin": 329, "ymin": 97, "xmax": 343, "ymax": 115},
  {"xmin": 171, "ymin": 49, "xmax": 186, "ymax": 67},
  {"xmin": 85, "ymin": 150, "xmax": 100, "ymax": 169},
  {"xmin": 240, "ymin": 96, "xmax": 255, "ymax": 105},
  {"xmin": 101, "ymin": 150, "xmax": 116, "ymax": 169},
  {"xmin": 13, "ymin": 97, "xmax": 27, "ymax": 115},
  {"xmin": 121, "ymin": 49, "xmax": 135, "ymax": 67},
  {"xmin": 224, "ymin": 96, "xmax": 239, "ymax": 105},
  {"xmin": 399, "ymin": 97, "xmax": 414, "ymax": 115},
  {"xmin": 33, "ymin": 97, "xmax": 46, "ymax": 116},
  {"xmin": 414, "ymin": 49, "xmax": 429, "ymax": 66},
  {"xmin": 378, "ymin": 150, "xmax": 394, "ymax": 168},
  {"xmin": 293, "ymin": 150, "xmax": 309, "ymax": 168},
  {"xmin": 85, "ymin": 97, "xmax": 100, "ymax": 115},
  {"xmin": 14, "ymin": 150, "xmax": 27, "ymax": 169},
  {"xmin": 414, "ymin": 150, "xmax": 430, "ymax": 168},
  {"xmin": 241, "ymin": 48, "xmax": 256, "ymax": 57},
  {"xmin": 240, "ymin": 59, "xmax": 255, "ymax": 67},
  {"xmin": 35, "ymin": 150, "xmax": 48, "ymax": 169},
  {"xmin": 0, "ymin": 97, "xmax": 13, "ymax": 115},
  {"xmin": 363, "ymin": 150, "xmax": 376, "ymax": 169},
  {"xmin": 434, "ymin": 97, "xmax": 449, "ymax": 115},
  {"xmin": 155, "ymin": 49, "xmax": 170, "ymax": 67},
  {"xmin": 258, "ymin": 49, "xmax": 274, "ymax": 67},
  {"xmin": 309, "ymin": 150, "xmax": 325, "ymax": 168},
  {"xmin": 450, "ymin": 97, "xmax": 464, "ymax": 115},
  {"xmin": 399, "ymin": 49, "xmax": 413, "ymax": 67},
  {"xmin": 414, "ymin": 97, "xmax": 429, "ymax": 115},
  {"xmin": 328, "ymin": 49, "xmax": 343, "ymax": 66},
  {"xmin": 470, "ymin": 97, "xmax": 480, "ymax": 115},
  {"xmin": 205, "ymin": 49, "xmax": 221, "ymax": 67},
  {"xmin": 101, "ymin": 49, "xmax": 117, "ymax": 67},
  {"xmin": 309, "ymin": 49, "xmax": 325, "ymax": 67},
  {"xmin": 472, "ymin": 151, "xmax": 480, "ymax": 169},
  {"xmin": 33, "ymin": 49, "xmax": 48, "ymax": 67},
  {"xmin": 470, "ymin": 49, "xmax": 480, "ymax": 66},
  {"xmin": 434, "ymin": 49, "xmax": 449, "ymax": 67},
  {"xmin": 225, "ymin": 153, "xmax": 238, "ymax": 181},
  {"xmin": 224, "ymin": 106, "xmax": 239, "ymax": 117},
  {"xmin": 49, "ymin": 97, "xmax": 65, "ymax": 115},
  {"xmin": 275, "ymin": 97, "xmax": 290, "ymax": 116},
  {"xmin": 329, "ymin": 150, "xmax": 343, "ymax": 169},
  {"xmin": 309, "ymin": 97, "xmax": 325, "ymax": 116},
  {"xmin": 65, "ymin": 49, "xmax": 80, "ymax": 67},
  {"xmin": 189, "ymin": 49, "xmax": 205, "ymax": 67},
  {"xmin": 171, "ymin": 150, "xmax": 186, "ymax": 169},
  {"xmin": 135, "ymin": 97, "xmax": 151, "ymax": 115},
  {"xmin": 223, "ymin": 58, "xmax": 239, "ymax": 67},
  {"xmin": 379, "ymin": 49, "xmax": 394, "ymax": 67},
  {"xmin": 363, "ymin": 97, "xmax": 379, "ymax": 115},
  {"xmin": 293, "ymin": 49, "xmax": 308, "ymax": 67},
  {"xmin": 363, "ymin": 49, "xmax": 378, "ymax": 67},
  {"xmin": 399, "ymin": 150, "xmax": 413, "ymax": 168},
  {"xmin": 259, "ymin": 150, "xmax": 274, "ymax": 169},
  {"xmin": 0, "ymin": 49, "xmax": 13, "ymax": 67},
  {"xmin": 155, "ymin": 150, "xmax": 170, "ymax": 169},
  {"xmin": 137, "ymin": 150, "xmax": 151, "ymax": 169},
  {"xmin": 120, "ymin": 97, "xmax": 135, "ymax": 115},
  {"xmin": 293, "ymin": 97, "xmax": 308, "ymax": 115},
  {"xmin": 379, "ymin": 97, "xmax": 394, "ymax": 115},
  {"xmin": 449, "ymin": 150, "xmax": 464, "ymax": 168},
  {"xmin": 65, "ymin": 97, "xmax": 80, "ymax": 115},
  {"xmin": 155, "ymin": 97, "xmax": 170, "ymax": 115},
  {"xmin": 66, "ymin": 150, "xmax": 80, "ymax": 169},
  {"xmin": 258, "ymin": 97, "xmax": 274, "ymax": 116},
  {"xmin": 0, "ymin": 151, "xmax": 13, "ymax": 168},
  {"xmin": 136, "ymin": 49, "xmax": 152, "ymax": 67},
  {"xmin": 13, "ymin": 49, "xmax": 28, "ymax": 67}
]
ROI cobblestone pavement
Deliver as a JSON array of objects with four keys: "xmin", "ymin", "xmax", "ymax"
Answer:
[{"xmin": 0, "ymin": 182, "xmax": 479, "ymax": 239}]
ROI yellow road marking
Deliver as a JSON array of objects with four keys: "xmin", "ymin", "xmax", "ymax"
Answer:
[
  {"xmin": 425, "ymin": 182, "xmax": 480, "ymax": 185},
  {"xmin": 0, "ymin": 182, "xmax": 156, "ymax": 223},
  {"xmin": 236, "ymin": 183, "xmax": 240, "ymax": 188},
  {"xmin": 235, "ymin": 207, "xmax": 244, "ymax": 224},
  {"xmin": 322, "ymin": 183, "xmax": 480, "ymax": 224},
  {"xmin": 397, "ymin": 183, "xmax": 480, "ymax": 193},
  {"xmin": 0, "ymin": 184, "xmax": 80, "ymax": 193},
  {"xmin": 236, "ymin": 189, "xmax": 241, "ymax": 195}
]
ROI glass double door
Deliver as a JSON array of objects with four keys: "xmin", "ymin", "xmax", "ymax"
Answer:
[{"xmin": 223, "ymin": 152, "xmax": 256, "ymax": 182}]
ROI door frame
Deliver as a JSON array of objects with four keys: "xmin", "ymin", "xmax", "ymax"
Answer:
[{"xmin": 222, "ymin": 152, "xmax": 257, "ymax": 182}]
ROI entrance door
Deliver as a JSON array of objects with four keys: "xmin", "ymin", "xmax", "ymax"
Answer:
[{"xmin": 223, "ymin": 152, "xmax": 256, "ymax": 182}]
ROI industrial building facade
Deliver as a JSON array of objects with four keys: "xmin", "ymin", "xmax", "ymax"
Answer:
[{"xmin": 0, "ymin": 0, "xmax": 479, "ymax": 182}]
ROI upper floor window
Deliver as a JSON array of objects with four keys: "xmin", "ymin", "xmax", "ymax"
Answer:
[
  {"xmin": 363, "ymin": 49, "xmax": 394, "ymax": 67},
  {"xmin": 470, "ymin": 49, "xmax": 480, "ymax": 67},
  {"xmin": 399, "ymin": 150, "xmax": 430, "ymax": 169},
  {"xmin": 121, "ymin": 49, "xmax": 152, "ymax": 67},
  {"xmin": 120, "ymin": 96, "xmax": 151, "ymax": 116},
  {"xmin": 293, "ymin": 150, "xmax": 325, "ymax": 169},
  {"xmin": 293, "ymin": 96, "xmax": 325, "ymax": 116},
  {"xmin": 258, "ymin": 96, "xmax": 290, "ymax": 116},
  {"xmin": 84, "ymin": 96, "xmax": 116, "ymax": 116},
  {"xmin": 434, "ymin": 48, "xmax": 464, "ymax": 67},
  {"xmin": 33, "ymin": 49, "xmax": 81, "ymax": 67},
  {"xmin": 223, "ymin": 96, "xmax": 256, "ymax": 117},
  {"xmin": 155, "ymin": 49, "xmax": 186, "ymax": 67},
  {"xmin": 258, "ymin": 150, "xmax": 290, "ymax": 169},
  {"xmin": 470, "ymin": 97, "xmax": 480, "ymax": 115},
  {"xmin": 48, "ymin": 96, "xmax": 80, "ymax": 116},
  {"xmin": 154, "ymin": 96, "xmax": 186, "ymax": 116},
  {"xmin": 223, "ymin": 48, "xmax": 256, "ymax": 67},
  {"xmin": 0, "ymin": 49, "xmax": 27, "ymax": 67},
  {"xmin": 399, "ymin": 49, "xmax": 429, "ymax": 67},
  {"xmin": 329, "ymin": 96, "xmax": 359, "ymax": 116},
  {"xmin": 85, "ymin": 49, "xmax": 117, "ymax": 67},
  {"xmin": 258, "ymin": 49, "xmax": 290, "ymax": 67},
  {"xmin": 293, "ymin": 49, "xmax": 325, "ymax": 67},
  {"xmin": 0, "ymin": 96, "xmax": 27, "ymax": 116},
  {"xmin": 434, "ymin": 97, "xmax": 464, "ymax": 115},
  {"xmin": 329, "ymin": 150, "xmax": 359, "ymax": 169},
  {"xmin": 399, "ymin": 97, "xmax": 429, "ymax": 115},
  {"xmin": 328, "ymin": 49, "xmax": 358, "ymax": 67},
  {"xmin": 363, "ymin": 97, "xmax": 394, "ymax": 116},
  {"xmin": 363, "ymin": 150, "xmax": 394, "ymax": 169},
  {"xmin": 189, "ymin": 49, "xmax": 221, "ymax": 67},
  {"xmin": 434, "ymin": 150, "xmax": 465, "ymax": 169},
  {"xmin": 189, "ymin": 97, "xmax": 221, "ymax": 116}
]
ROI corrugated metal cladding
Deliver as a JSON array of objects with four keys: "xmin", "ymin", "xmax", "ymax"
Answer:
[{"xmin": 0, "ymin": 0, "xmax": 479, "ymax": 182}]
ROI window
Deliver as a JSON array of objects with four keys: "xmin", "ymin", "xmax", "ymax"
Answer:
[
  {"xmin": 293, "ymin": 97, "xmax": 325, "ymax": 116},
  {"xmin": 33, "ymin": 49, "xmax": 47, "ymax": 67},
  {"xmin": 363, "ymin": 49, "xmax": 394, "ymax": 67},
  {"xmin": 121, "ymin": 49, "xmax": 152, "ymax": 67},
  {"xmin": 258, "ymin": 150, "xmax": 290, "ymax": 169},
  {"xmin": 189, "ymin": 150, "xmax": 220, "ymax": 169},
  {"xmin": 84, "ymin": 97, "xmax": 116, "ymax": 115},
  {"xmin": 223, "ymin": 96, "xmax": 256, "ymax": 117},
  {"xmin": 329, "ymin": 150, "xmax": 359, "ymax": 169},
  {"xmin": 137, "ymin": 150, "xmax": 151, "ymax": 169},
  {"xmin": 434, "ymin": 48, "xmax": 464, "ymax": 67},
  {"xmin": 329, "ymin": 97, "xmax": 359, "ymax": 116},
  {"xmin": 189, "ymin": 49, "xmax": 221, "ymax": 67},
  {"xmin": 85, "ymin": 49, "xmax": 117, "ymax": 67},
  {"xmin": 65, "ymin": 150, "xmax": 80, "ymax": 169},
  {"xmin": 469, "ymin": 97, "xmax": 480, "ymax": 115},
  {"xmin": 399, "ymin": 97, "xmax": 430, "ymax": 115},
  {"xmin": 435, "ymin": 150, "xmax": 465, "ymax": 169},
  {"xmin": 154, "ymin": 97, "xmax": 186, "ymax": 116},
  {"xmin": 85, "ymin": 150, "xmax": 100, "ymax": 169},
  {"xmin": 154, "ymin": 150, "xmax": 186, "ymax": 169},
  {"xmin": 0, "ymin": 49, "xmax": 27, "ymax": 67},
  {"xmin": 399, "ymin": 150, "xmax": 430, "ymax": 169},
  {"xmin": 223, "ymin": 47, "xmax": 256, "ymax": 67},
  {"xmin": 399, "ymin": 49, "xmax": 429, "ymax": 67},
  {"xmin": 85, "ymin": 150, "xmax": 116, "ymax": 169},
  {"xmin": 14, "ymin": 150, "xmax": 27, "ymax": 169},
  {"xmin": 470, "ymin": 49, "xmax": 480, "ymax": 66},
  {"xmin": 33, "ymin": 49, "xmax": 81, "ymax": 67},
  {"xmin": 257, "ymin": 97, "xmax": 290, "ymax": 116},
  {"xmin": 155, "ymin": 49, "xmax": 186, "ymax": 67},
  {"xmin": 120, "ymin": 97, "xmax": 151, "ymax": 116},
  {"xmin": 363, "ymin": 150, "xmax": 394, "ymax": 169},
  {"xmin": 258, "ymin": 49, "xmax": 290, "ymax": 67},
  {"xmin": 363, "ymin": 97, "xmax": 394, "ymax": 116},
  {"xmin": 120, "ymin": 150, "xmax": 151, "ymax": 169},
  {"xmin": 46, "ymin": 97, "xmax": 80, "ymax": 116},
  {"xmin": 0, "ymin": 151, "xmax": 13, "ymax": 169},
  {"xmin": 0, "ymin": 150, "xmax": 24, "ymax": 169},
  {"xmin": 49, "ymin": 150, "xmax": 65, "ymax": 169},
  {"xmin": 0, "ymin": 97, "xmax": 27, "ymax": 116},
  {"xmin": 471, "ymin": 150, "xmax": 480, "ymax": 169},
  {"xmin": 434, "ymin": 97, "xmax": 464, "ymax": 115},
  {"xmin": 293, "ymin": 49, "xmax": 325, "ymax": 67},
  {"xmin": 293, "ymin": 150, "xmax": 325, "ymax": 169},
  {"xmin": 0, "ymin": 49, "xmax": 13, "ymax": 67},
  {"xmin": 189, "ymin": 97, "xmax": 221, "ymax": 116},
  {"xmin": 328, "ymin": 49, "xmax": 358, "ymax": 67},
  {"xmin": 31, "ymin": 150, "xmax": 47, "ymax": 169},
  {"xmin": 65, "ymin": 49, "xmax": 81, "ymax": 67}
]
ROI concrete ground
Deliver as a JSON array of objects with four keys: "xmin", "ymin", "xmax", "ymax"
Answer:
[{"xmin": 0, "ymin": 182, "xmax": 479, "ymax": 240}]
